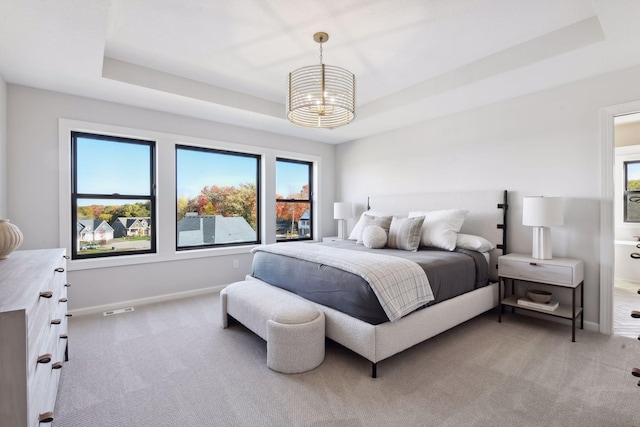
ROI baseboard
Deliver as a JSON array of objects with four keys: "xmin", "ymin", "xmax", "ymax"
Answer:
[{"xmin": 69, "ymin": 285, "xmax": 226, "ymax": 317}]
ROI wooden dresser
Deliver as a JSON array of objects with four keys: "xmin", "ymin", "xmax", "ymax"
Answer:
[{"xmin": 0, "ymin": 249, "xmax": 70, "ymax": 426}]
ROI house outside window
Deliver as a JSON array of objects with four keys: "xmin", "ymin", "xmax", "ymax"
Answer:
[
  {"xmin": 276, "ymin": 158, "xmax": 313, "ymax": 241},
  {"xmin": 176, "ymin": 145, "xmax": 260, "ymax": 249},
  {"xmin": 624, "ymin": 160, "xmax": 640, "ymax": 222},
  {"xmin": 71, "ymin": 132, "xmax": 156, "ymax": 259}
]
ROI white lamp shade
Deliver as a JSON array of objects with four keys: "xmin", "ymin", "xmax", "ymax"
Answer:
[
  {"xmin": 522, "ymin": 196, "xmax": 564, "ymax": 227},
  {"xmin": 333, "ymin": 202, "xmax": 353, "ymax": 220}
]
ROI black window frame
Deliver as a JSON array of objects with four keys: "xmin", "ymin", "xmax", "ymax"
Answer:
[
  {"xmin": 175, "ymin": 144, "xmax": 261, "ymax": 250},
  {"xmin": 71, "ymin": 131, "xmax": 156, "ymax": 260},
  {"xmin": 275, "ymin": 158, "xmax": 313, "ymax": 242},
  {"xmin": 624, "ymin": 160, "xmax": 640, "ymax": 223}
]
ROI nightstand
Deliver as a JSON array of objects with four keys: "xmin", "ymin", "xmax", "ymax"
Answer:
[
  {"xmin": 498, "ymin": 253, "xmax": 584, "ymax": 342},
  {"xmin": 322, "ymin": 236, "xmax": 344, "ymax": 243}
]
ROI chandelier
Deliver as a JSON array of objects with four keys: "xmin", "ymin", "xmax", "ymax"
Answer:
[{"xmin": 287, "ymin": 32, "xmax": 356, "ymax": 129}]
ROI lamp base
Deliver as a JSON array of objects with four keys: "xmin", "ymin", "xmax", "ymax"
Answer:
[
  {"xmin": 337, "ymin": 219, "xmax": 347, "ymax": 239},
  {"xmin": 532, "ymin": 226, "xmax": 553, "ymax": 259}
]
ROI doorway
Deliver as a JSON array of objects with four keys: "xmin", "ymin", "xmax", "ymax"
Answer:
[
  {"xmin": 601, "ymin": 101, "xmax": 640, "ymax": 335},
  {"xmin": 612, "ymin": 113, "xmax": 640, "ymax": 338}
]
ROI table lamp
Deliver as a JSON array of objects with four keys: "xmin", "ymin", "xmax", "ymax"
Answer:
[
  {"xmin": 333, "ymin": 202, "xmax": 353, "ymax": 239},
  {"xmin": 522, "ymin": 196, "xmax": 564, "ymax": 259}
]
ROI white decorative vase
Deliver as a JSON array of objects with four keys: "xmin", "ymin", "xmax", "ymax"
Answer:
[{"xmin": 0, "ymin": 219, "xmax": 24, "ymax": 260}]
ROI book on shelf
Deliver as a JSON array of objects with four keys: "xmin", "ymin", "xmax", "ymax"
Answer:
[{"xmin": 517, "ymin": 296, "xmax": 559, "ymax": 312}]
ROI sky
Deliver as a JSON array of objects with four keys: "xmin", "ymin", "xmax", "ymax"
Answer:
[
  {"xmin": 76, "ymin": 136, "xmax": 151, "ymax": 196},
  {"xmin": 176, "ymin": 148, "xmax": 258, "ymax": 198},
  {"xmin": 627, "ymin": 161, "xmax": 640, "ymax": 181},
  {"xmin": 76, "ymin": 136, "xmax": 308, "ymax": 204}
]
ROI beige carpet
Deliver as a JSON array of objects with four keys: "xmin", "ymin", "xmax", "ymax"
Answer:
[{"xmin": 53, "ymin": 292, "xmax": 640, "ymax": 427}]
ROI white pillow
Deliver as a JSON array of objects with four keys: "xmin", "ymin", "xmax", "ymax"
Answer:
[
  {"xmin": 408, "ymin": 209, "xmax": 468, "ymax": 251},
  {"xmin": 362, "ymin": 225, "xmax": 388, "ymax": 249},
  {"xmin": 456, "ymin": 233, "xmax": 494, "ymax": 252},
  {"xmin": 348, "ymin": 211, "xmax": 394, "ymax": 241}
]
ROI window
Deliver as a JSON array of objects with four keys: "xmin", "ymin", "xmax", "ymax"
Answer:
[
  {"xmin": 176, "ymin": 145, "xmax": 260, "ymax": 249},
  {"xmin": 624, "ymin": 160, "xmax": 640, "ymax": 222},
  {"xmin": 71, "ymin": 132, "xmax": 155, "ymax": 259},
  {"xmin": 276, "ymin": 158, "xmax": 313, "ymax": 241}
]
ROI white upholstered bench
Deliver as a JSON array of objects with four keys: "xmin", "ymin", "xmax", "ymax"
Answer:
[{"xmin": 220, "ymin": 280, "xmax": 325, "ymax": 374}]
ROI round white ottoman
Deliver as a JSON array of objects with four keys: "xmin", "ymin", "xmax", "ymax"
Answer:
[{"xmin": 221, "ymin": 280, "xmax": 325, "ymax": 374}]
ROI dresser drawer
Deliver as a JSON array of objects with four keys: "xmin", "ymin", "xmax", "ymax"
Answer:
[
  {"xmin": 499, "ymin": 257, "xmax": 575, "ymax": 285},
  {"xmin": 28, "ymin": 346, "xmax": 56, "ymax": 427}
]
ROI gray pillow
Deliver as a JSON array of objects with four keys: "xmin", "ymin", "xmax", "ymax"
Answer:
[
  {"xmin": 387, "ymin": 216, "xmax": 425, "ymax": 251},
  {"xmin": 356, "ymin": 214, "xmax": 392, "ymax": 244}
]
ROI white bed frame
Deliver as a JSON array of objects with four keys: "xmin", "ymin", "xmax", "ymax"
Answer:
[{"xmin": 250, "ymin": 190, "xmax": 508, "ymax": 377}]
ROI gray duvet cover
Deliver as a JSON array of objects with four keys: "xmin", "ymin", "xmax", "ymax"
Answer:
[{"xmin": 251, "ymin": 240, "xmax": 489, "ymax": 325}]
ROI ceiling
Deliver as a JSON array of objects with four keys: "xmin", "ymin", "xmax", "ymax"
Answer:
[{"xmin": 1, "ymin": 0, "xmax": 640, "ymax": 144}]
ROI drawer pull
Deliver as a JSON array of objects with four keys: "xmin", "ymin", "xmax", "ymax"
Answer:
[
  {"xmin": 52, "ymin": 361, "xmax": 63, "ymax": 370},
  {"xmin": 59, "ymin": 297, "xmax": 68, "ymax": 303},
  {"xmin": 37, "ymin": 354, "xmax": 52, "ymax": 364},
  {"xmin": 54, "ymin": 267, "xmax": 64, "ymax": 273},
  {"xmin": 632, "ymin": 311, "xmax": 640, "ymax": 319},
  {"xmin": 51, "ymin": 319, "xmax": 61, "ymax": 325},
  {"xmin": 63, "ymin": 255, "xmax": 70, "ymax": 259},
  {"xmin": 66, "ymin": 313, "xmax": 73, "ymax": 317},
  {"xmin": 39, "ymin": 291, "xmax": 53, "ymax": 299},
  {"xmin": 38, "ymin": 411, "xmax": 54, "ymax": 423},
  {"xmin": 65, "ymin": 283, "xmax": 71, "ymax": 288},
  {"xmin": 60, "ymin": 334, "xmax": 68, "ymax": 339},
  {"xmin": 631, "ymin": 253, "xmax": 640, "ymax": 259},
  {"xmin": 529, "ymin": 262, "xmax": 538, "ymax": 266}
]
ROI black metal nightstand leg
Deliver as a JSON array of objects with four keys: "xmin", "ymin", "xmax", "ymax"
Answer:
[
  {"xmin": 498, "ymin": 278, "xmax": 502, "ymax": 323},
  {"xmin": 580, "ymin": 282, "xmax": 584, "ymax": 330},
  {"xmin": 571, "ymin": 287, "xmax": 576, "ymax": 342}
]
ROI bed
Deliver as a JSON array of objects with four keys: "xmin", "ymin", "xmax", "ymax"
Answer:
[{"xmin": 249, "ymin": 190, "xmax": 508, "ymax": 377}]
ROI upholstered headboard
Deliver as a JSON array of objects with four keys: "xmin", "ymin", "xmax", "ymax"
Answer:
[{"xmin": 367, "ymin": 190, "xmax": 508, "ymax": 281}]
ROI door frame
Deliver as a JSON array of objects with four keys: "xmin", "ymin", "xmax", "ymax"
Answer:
[{"xmin": 600, "ymin": 100, "xmax": 640, "ymax": 334}]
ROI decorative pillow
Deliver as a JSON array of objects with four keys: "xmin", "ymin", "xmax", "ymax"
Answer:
[
  {"xmin": 355, "ymin": 214, "xmax": 393, "ymax": 244},
  {"xmin": 387, "ymin": 216, "xmax": 425, "ymax": 252},
  {"xmin": 348, "ymin": 210, "xmax": 393, "ymax": 240},
  {"xmin": 456, "ymin": 233, "xmax": 494, "ymax": 252},
  {"xmin": 362, "ymin": 225, "xmax": 388, "ymax": 249},
  {"xmin": 408, "ymin": 209, "xmax": 468, "ymax": 251}
]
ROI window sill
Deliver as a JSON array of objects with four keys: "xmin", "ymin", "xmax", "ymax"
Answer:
[{"xmin": 67, "ymin": 244, "xmax": 259, "ymax": 271}]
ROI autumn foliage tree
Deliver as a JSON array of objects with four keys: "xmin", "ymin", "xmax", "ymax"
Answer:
[
  {"xmin": 276, "ymin": 184, "xmax": 310, "ymax": 235},
  {"xmin": 177, "ymin": 183, "xmax": 257, "ymax": 229},
  {"xmin": 77, "ymin": 202, "xmax": 151, "ymax": 225}
]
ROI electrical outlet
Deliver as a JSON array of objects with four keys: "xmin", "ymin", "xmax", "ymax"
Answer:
[{"xmin": 233, "ymin": 259, "xmax": 239, "ymax": 269}]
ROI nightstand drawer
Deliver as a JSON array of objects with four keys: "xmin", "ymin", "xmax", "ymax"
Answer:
[
  {"xmin": 322, "ymin": 237, "xmax": 344, "ymax": 243},
  {"xmin": 499, "ymin": 258, "xmax": 574, "ymax": 285}
]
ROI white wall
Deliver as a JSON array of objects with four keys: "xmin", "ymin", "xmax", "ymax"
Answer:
[
  {"xmin": 0, "ymin": 74, "xmax": 6, "ymax": 218},
  {"xmin": 337, "ymin": 64, "xmax": 640, "ymax": 327},
  {"xmin": 6, "ymin": 85, "xmax": 336, "ymax": 312}
]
